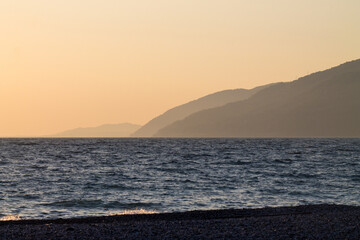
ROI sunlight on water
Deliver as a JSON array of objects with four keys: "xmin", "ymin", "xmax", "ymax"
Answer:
[
  {"xmin": 0, "ymin": 215, "xmax": 22, "ymax": 221},
  {"xmin": 108, "ymin": 209, "xmax": 158, "ymax": 216}
]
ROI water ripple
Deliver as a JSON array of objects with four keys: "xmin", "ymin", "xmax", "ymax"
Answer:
[{"xmin": 0, "ymin": 138, "xmax": 359, "ymax": 220}]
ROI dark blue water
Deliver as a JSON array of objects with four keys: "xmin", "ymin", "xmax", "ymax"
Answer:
[{"xmin": 0, "ymin": 138, "xmax": 359, "ymax": 220}]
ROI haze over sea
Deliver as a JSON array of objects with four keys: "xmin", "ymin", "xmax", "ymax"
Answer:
[{"xmin": 1, "ymin": 138, "xmax": 359, "ymax": 220}]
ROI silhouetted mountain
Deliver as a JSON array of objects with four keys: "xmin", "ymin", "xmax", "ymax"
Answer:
[
  {"xmin": 155, "ymin": 59, "xmax": 360, "ymax": 137},
  {"xmin": 50, "ymin": 123, "xmax": 141, "ymax": 138},
  {"xmin": 132, "ymin": 85, "xmax": 271, "ymax": 137}
]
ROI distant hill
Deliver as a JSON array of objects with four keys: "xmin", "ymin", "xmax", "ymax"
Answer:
[
  {"xmin": 132, "ymin": 85, "xmax": 272, "ymax": 137},
  {"xmin": 50, "ymin": 123, "xmax": 141, "ymax": 138},
  {"xmin": 155, "ymin": 59, "xmax": 360, "ymax": 137}
]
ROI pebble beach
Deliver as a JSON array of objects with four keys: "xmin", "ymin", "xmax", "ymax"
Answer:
[{"xmin": 1, "ymin": 204, "xmax": 359, "ymax": 239}]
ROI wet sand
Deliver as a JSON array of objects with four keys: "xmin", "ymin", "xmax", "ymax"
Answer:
[{"xmin": 1, "ymin": 204, "xmax": 359, "ymax": 239}]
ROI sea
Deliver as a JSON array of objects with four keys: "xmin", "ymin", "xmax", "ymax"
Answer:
[{"xmin": 0, "ymin": 138, "xmax": 359, "ymax": 220}]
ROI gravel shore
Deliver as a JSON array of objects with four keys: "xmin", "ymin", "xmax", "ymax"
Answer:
[{"xmin": 1, "ymin": 204, "xmax": 359, "ymax": 239}]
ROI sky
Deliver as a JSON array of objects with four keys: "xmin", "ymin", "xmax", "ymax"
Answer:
[{"xmin": 1, "ymin": 0, "xmax": 360, "ymax": 137}]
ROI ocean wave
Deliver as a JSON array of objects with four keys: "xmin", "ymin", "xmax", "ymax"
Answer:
[
  {"xmin": 103, "ymin": 201, "xmax": 161, "ymax": 209},
  {"xmin": 39, "ymin": 199, "xmax": 103, "ymax": 208},
  {"xmin": 99, "ymin": 183, "xmax": 137, "ymax": 191},
  {"xmin": 0, "ymin": 215, "xmax": 22, "ymax": 221},
  {"xmin": 107, "ymin": 209, "xmax": 158, "ymax": 216}
]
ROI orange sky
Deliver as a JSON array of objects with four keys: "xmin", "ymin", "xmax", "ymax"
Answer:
[{"xmin": 1, "ymin": 0, "xmax": 360, "ymax": 136}]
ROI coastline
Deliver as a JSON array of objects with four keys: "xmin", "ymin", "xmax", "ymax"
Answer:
[{"xmin": 1, "ymin": 204, "xmax": 359, "ymax": 239}]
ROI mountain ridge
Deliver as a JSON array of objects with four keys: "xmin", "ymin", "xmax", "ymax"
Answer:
[
  {"xmin": 132, "ymin": 84, "xmax": 273, "ymax": 137},
  {"xmin": 155, "ymin": 59, "xmax": 360, "ymax": 137},
  {"xmin": 49, "ymin": 123, "xmax": 141, "ymax": 138}
]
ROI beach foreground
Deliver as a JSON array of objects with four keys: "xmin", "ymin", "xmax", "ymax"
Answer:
[{"xmin": 1, "ymin": 205, "xmax": 359, "ymax": 239}]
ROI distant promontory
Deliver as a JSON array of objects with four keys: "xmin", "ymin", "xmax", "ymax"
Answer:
[
  {"xmin": 154, "ymin": 59, "xmax": 360, "ymax": 137},
  {"xmin": 50, "ymin": 123, "xmax": 141, "ymax": 138}
]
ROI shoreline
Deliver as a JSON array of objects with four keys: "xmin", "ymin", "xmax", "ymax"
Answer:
[{"xmin": 1, "ymin": 204, "xmax": 360, "ymax": 239}]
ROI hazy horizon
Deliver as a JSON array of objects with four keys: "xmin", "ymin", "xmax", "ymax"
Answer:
[{"xmin": 1, "ymin": 1, "xmax": 360, "ymax": 137}]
